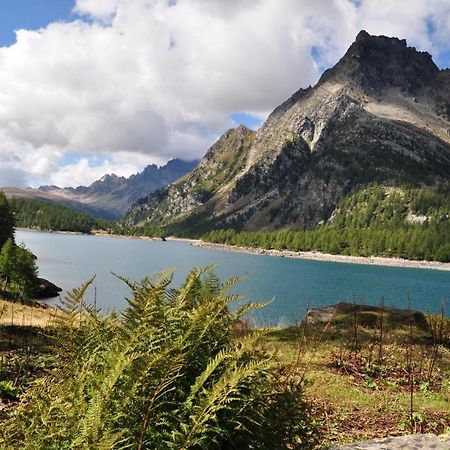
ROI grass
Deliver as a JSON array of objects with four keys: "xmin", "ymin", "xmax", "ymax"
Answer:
[
  {"xmin": 0, "ymin": 299, "xmax": 57, "ymax": 421},
  {"xmin": 1, "ymin": 298, "xmax": 449, "ymax": 448},
  {"xmin": 261, "ymin": 303, "xmax": 450, "ymax": 447},
  {"xmin": 0, "ymin": 299, "xmax": 59, "ymax": 328}
]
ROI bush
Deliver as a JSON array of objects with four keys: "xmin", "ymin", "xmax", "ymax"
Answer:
[{"xmin": 1, "ymin": 268, "xmax": 317, "ymax": 449}]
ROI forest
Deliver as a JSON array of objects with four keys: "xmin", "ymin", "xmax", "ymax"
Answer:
[
  {"xmin": 203, "ymin": 186, "xmax": 450, "ymax": 262},
  {"xmin": 10, "ymin": 197, "xmax": 112, "ymax": 234}
]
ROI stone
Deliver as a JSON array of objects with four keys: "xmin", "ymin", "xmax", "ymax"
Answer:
[{"xmin": 329, "ymin": 433, "xmax": 450, "ymax": 450}]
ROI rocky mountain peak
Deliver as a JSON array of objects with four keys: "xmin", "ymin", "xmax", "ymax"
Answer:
[
  {"xmin": 124, "ymin": 32, "xmax": 450, "ymax": 234},
  {"xmin": 98, "ymin": 173, "xmax": 122, "ymax": 183},
  {"xmin": 319, "ymin": 30, "xmax": 439, "ymax": 93},
  {"xmin": 38, "ymin": 185, "xmax": 60, "ymax": 192}
]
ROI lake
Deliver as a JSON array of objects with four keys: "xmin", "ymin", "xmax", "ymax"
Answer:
[{"xmin": 17, "ymin": 230, "xmax": 450, "ymax": 326}]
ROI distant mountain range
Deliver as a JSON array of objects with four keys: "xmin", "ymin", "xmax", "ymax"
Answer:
[
  {"xmin": 124, "ymin": 31, "xmax": 450, "ymax": 235},
  {"xmin": 2, "ymin": 159, "xmax": 198, "ymax": 219}
]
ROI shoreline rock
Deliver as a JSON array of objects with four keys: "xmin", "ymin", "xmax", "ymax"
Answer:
[{"xmin": 35, "ymin": 278, "xmax": 62, "ymax": 300}]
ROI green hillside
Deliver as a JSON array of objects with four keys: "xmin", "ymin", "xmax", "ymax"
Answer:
[
  {"xmin": 203, "ymin": 185, "xmax": 450, "ymax": 262},
  {"xmin": 11, "ymin": 198, "xmax": 112, "ymax": 234}
]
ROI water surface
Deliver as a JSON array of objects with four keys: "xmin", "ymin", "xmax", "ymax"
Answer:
[{"xmin": 17, "ymin": 230, "xmax": 450, "ymax": 326}]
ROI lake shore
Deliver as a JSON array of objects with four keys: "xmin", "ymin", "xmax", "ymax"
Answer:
[
  {"xmin": 16, "ymin": 227, "xmax": 164, "ymax": 241},
  {"xmin": 16, "ymin": 228, "xmax": 450, "ymax": 271},
  {"xmin": 190, "ymin": 240, "xmax": 450, "ymax": 271}
]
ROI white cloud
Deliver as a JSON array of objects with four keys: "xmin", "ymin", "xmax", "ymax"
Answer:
[
  {"xmin": 0, "ymin": 0, "xmax": 449, "ymax": 188},
  {"xmin": 48, "ymin": 151, "xmax": 157, "ymax": 187},
  {"xmin": 74, "ymin": 0, "xmax": 121, "ymax": 21}
]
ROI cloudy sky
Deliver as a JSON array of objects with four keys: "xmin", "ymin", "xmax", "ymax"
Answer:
[{"xmin": 1, "ymin": 0, "xmax": 450, "ymax": 188}]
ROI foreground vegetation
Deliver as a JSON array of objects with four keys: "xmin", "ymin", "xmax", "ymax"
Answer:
[
  {"xmin": 1, "ymin": 268, "xmax": 449, "ymax": 448},
  {"xmin": 203, "ymin": 185, "xmax": 450, "ymax": 262},
  {"xmin": 266, "ymin": 301, "xmax": 450, "ymax": 446},
  {"xmin": 0, "ymin": 269, "xmax": 317, "ymax": 449}
]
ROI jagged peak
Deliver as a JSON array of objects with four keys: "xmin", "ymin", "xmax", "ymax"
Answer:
[
  {"xmin": 354, "ymin": 29, "xmax": 370, "ymax": 42},
  {"xmin": 38, "ymin": 185, "xmax": 60, "ymax": 192},
  {"xmin": 318, "ymin": 30, "xmax": 439, "ymax": 93},
  {"xmin": 216, "ymin": 124, "xmax": 252, "ymax": 139},
  {"xmin": 99, "ymin": 173, "xmax": 118, "ymax": 182},
  {"xmin": 211, "ymin": 124, "xmax": 254, "ymax": 145},
  {"xmin": 164, "ymin": 158, "xmax": 199, "ymax": 169}
]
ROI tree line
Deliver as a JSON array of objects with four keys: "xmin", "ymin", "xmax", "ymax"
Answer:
[
  {"xmin": 203, "ymin": 186, "xmax": 450, "ymax": 262},
  {"xmin": 10, "ymin": 197, "xmax": 112, "ymax": 233},
  {"xmin": 10, "ymin": 197, "xmax": 165, "ymax": 238}
]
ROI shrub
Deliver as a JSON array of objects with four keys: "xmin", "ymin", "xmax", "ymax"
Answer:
[{"xmin": 0, "ymin": 268, "xmax": 317, "ymax": 449}]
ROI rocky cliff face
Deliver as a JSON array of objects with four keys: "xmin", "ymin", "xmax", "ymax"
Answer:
[
  {"xmin": 129, "ymin": 126, "xmax": 255, "ymax": 227},
  {"xmin": 125, "ymin": 31, "xmax": 450, "ymax": 234},
  {"xmin": 3, "ymin": 159, "xmax": 198, "ymax": 219}
]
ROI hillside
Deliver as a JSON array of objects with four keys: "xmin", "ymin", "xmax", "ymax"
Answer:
[
  {"xmin": 11, "ymin": 197, "xmax": 111, "ymax": 234},
  {"xmin": 3, "ymin": 159, "xmax": 198, "ymax": 220},
  {"xmin": 125, "ymin": 31, "xmax": 450, "ymax": 236},
  {"xmin": 203, "ymin": 185, "xmax": 450, "ymax": 262}
]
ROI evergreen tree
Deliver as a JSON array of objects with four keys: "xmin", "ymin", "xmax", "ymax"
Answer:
[
  {"xmin": 0, "ymin": 238, "xmax": 39, "ymax": 300},
  {"xmin": 0, "ymin": 192, "xmax": 15, "ymax": 248},
  {"xmin": 202, "ymin": 185, "xmax": 450, "ymax": 262}
]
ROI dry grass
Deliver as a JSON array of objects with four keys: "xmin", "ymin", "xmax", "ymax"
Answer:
[{"xmin": 0, "ymin": 299, "xmax": 59, "ymax": 328}]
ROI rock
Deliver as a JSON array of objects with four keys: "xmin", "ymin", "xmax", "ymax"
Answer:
[
  {"xmin": 35, "ymin": 278, "xmax": 62, "ymax": 299},
  {"xmin": 329, "ymin": 433, "xmax": 450, "ymax": 449},
  {"xmin": 304, "ymin": 302, "xmax": 429, "ymax": 331}
]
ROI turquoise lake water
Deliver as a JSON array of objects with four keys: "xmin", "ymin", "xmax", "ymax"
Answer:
[{"xmin": 16, "ymin": 230, "xmax": 450, "ymax": 326}]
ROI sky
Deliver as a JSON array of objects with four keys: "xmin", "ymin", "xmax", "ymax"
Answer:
[{"xmin": 0, "ymin": 0, "xmax": 449, "ymax": 188}]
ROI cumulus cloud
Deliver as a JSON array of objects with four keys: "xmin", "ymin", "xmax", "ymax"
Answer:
[
  {"xmin": 0, "ymin": 0, "xmax": 449, "ymax": 187},
  {"xmin": 49, "ymin": 151, "xmax": 160, "ymax": 187}
]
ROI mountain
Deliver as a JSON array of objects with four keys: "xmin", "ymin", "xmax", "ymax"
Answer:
[
  {"xmin": 125, "ymin": 31, "xmax": 450, "ymax": 235},
  {"xmin": 3, "ymin": 159, "xmax": 198, "ymax": 219}
]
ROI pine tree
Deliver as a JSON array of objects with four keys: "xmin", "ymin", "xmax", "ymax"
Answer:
[
  {"xmin": 0, "ymin": 238, "xmax": 38, "ymax": 300},
  {"xmin": 0, "ymin": 192, "xmax": 15, "ymax": 249}
]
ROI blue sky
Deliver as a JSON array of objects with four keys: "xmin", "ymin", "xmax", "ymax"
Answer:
[
  {"xmin": 0, "ymin": 0, "xmax": 450, "ymax": 187},
  {"xmin": 0, "ymin": 0, "xmax": 76, "ymax": 46}
]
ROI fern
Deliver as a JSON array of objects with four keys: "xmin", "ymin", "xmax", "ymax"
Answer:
[{"xmin": 0, "ymin": 267, "xmax": 318, "ymax": 449}]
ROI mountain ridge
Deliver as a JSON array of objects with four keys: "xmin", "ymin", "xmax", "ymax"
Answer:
[
  {"xmin": 125, "ymin": 31, "xmax": 450, "ymax": 235},
  {"xmin": 3, "ymin": 158, "xmax": 198, "ymax": 220}
]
